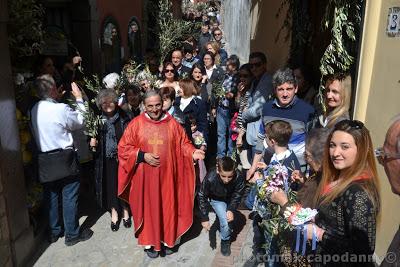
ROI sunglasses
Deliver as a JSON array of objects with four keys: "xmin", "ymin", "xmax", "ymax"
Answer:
[
  {"xmin": 164, "ymin": 69, "xmax": 174, "ymax": 73},
  {"xmin": 250, "ymin": 62, "xmax": 263, "ymax": 68},
  {"xmin": 214, "ymin": 33, "xmax": 222, "ymax": 36},
  {"xmin": 335, "ymin": 119, "xmax": 364, "ymax": 130}
]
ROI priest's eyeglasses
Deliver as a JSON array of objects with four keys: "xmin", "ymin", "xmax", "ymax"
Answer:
[{"xmin": 375, "ymin": 147, "xmax": 400, "ymax": 165}]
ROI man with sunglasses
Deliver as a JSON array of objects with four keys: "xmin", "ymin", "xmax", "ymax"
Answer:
[
  {"xmin": 211, "ymin": 28, "xmax": 228, "ymax": 66},
  {"xmin": 241, "ymin": 52, "xmax": 273, "ymax": 162},
  {"xmin": 379, "ymin": 115, "xmax": 400, "ymax": 267},
  {"xmin": 212, "ymin": 28, "xmax": 225, "ymax": 48}
]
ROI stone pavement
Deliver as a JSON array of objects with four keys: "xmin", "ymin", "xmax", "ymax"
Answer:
[{"xmin": 33, "ymin": 201, "xmax": 257, "ymax": 267}]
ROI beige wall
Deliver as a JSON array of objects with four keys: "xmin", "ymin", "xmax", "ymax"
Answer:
[
  {"xmin": 355, "ymin": 0, "xmax": 400, "ymax": 261},
  {"xmin": 250, "ymin": 0, "xmax": 290, "ymax": 73}
]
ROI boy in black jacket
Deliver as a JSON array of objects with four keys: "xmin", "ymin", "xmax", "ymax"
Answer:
[{"xmin": 198, "ymin": 157, "xmax": 244, "ymax": 256}]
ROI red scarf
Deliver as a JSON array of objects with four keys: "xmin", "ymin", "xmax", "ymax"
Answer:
[{"xmin": 322, "ymin": 170, "xmax": 372, "ymax": 195}]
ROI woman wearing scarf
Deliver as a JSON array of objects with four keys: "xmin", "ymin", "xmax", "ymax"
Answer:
[{"xmin": 91, "ymin": 89, "xmax": 131, "ymax": 232}]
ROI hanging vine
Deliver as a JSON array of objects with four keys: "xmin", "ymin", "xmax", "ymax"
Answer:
[
  {"xmin": 317, "ymin": 0, "xmax": 363, "ymax": 110},
  {"xmin": 276, "ymin": 0, "xmax": 311, "ymax": 66},
  {"xmin": 278, "ymin": 0, "xmax": 363, "ymax": 111},
  {"xmin": 319, "ymin": 1, "xmax": 362, "ymax": 75}
]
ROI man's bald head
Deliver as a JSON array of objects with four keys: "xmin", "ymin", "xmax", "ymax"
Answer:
[{"xmin": 381, "ymin": 116, "xmax": 400, "ymax": 195}]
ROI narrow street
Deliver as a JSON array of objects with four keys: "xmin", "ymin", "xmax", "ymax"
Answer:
[{"xmin": 33, "ymin": 201, "xmax": 255, "ymax": 267}]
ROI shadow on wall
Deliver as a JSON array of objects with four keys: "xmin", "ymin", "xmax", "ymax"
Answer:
[
  {"xmin": 0, "ymin": 145, "xmax": 34, "ymax": 266},
  {"xmin": 250, "ymin": 0, "xmax": 291, "ymax": 73}
]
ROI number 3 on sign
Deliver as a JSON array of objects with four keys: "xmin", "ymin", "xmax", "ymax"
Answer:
[
  {"xmin": 390, "ymin": 14, "xmax": 399, "ymax": 30},
  {"xmin": 388, "ymin": 8, "xmax": 400, "ymax": 35}
]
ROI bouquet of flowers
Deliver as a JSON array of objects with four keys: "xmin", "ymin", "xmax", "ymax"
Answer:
[
  {"xmin": 254, "ymin": 162, "xmax": 297, "ymax": 251},
  {"xmin": 193, "ymin": 133, "xmax": 205, "ymax": 147},
  {"xmin": 257, "ymin": 163, "xmax": 290, "ymax": 199},
  {"xmin": 283, "ymin": 204, "xmax": 319, "ymax": 255},
  {"xmin": 284, "ymin": 205, "xmax": 318, "ymax": 226}
]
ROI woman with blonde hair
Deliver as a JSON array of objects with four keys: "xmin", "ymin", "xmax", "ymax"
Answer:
[
  {"xmin": 309, "ymin": 73, "xmax": 351, "ymax": 129},
  {"xmin": 271, "ymin": 119, "xmax": 380, "ymax": 266},
  {"xmin": 206, "ymin": 41, "xmax": 227, "ymax": 66}
]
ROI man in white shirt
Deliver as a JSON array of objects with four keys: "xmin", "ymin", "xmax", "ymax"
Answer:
[{"xmin": 31, "ymin": 74, "xmax": 93, "ymax": 246}]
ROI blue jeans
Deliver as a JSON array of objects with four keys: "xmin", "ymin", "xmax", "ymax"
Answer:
[
  {"xmin": 245, "ymin": 185, "xmax": 257, "ymax": 209},
  {"xmin": 44, "ymin": 176, "xmax": 80, "ymax": 239},
  {"xmin": 216, "ymin": 106, "xmax": 233, "ymax": 158},
  {"xmin": 210, "ymin": 199, "xmax": 232, "ymax": 241}
]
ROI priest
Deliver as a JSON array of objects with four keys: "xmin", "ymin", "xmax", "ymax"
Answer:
[{"xmin": 118, "ymin": 90, "xmax": 205, "ymax": 258}]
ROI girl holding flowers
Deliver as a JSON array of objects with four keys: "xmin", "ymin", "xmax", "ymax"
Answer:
[{"xmin": 270, "ymin": 119, "xmax": 380, "ymax": 266}]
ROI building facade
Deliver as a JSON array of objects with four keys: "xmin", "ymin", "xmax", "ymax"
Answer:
[
  {"xmin": 0, "ymin": 0, "xmax": 144, "ymax": 265},
  {"xmin": 355, "ymin": 0, "xmax": 400, "ymax": 262}
]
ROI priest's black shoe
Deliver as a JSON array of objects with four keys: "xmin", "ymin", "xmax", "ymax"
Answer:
[
  {"xmin": 145, "ymin": 248, "xmax": 159, "ymax": 258},
  {"xmin": 163, "ymin": 244, "xmax": 178, "ymax": 255}
]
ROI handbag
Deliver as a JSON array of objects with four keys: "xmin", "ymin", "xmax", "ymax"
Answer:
[
  {"xmin": 37, "ymin": 148, "xmax": 79, "ymax": 183},
  {"xmin": 229, "ymin": 112, "xmax": 239, "ymax": 141}
]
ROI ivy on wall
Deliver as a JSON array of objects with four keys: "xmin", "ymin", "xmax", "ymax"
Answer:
[
  {"xmin": 7, "ymin": 0, "xmax": 44, "ymax": 70},
  {"xmin": 276, "ymin": 0, "xmax": 311, "ymax": 66},
  {"xmin": 317, "ymin": 0, "xmax": 363, "ymax": 110},
  {"xmin": 278, "ymin": 0, "xmax": 363, "ymax": 110},
  {"xmin": 319, "ymin": 0, "xmax": 362, "ymax": 76}
]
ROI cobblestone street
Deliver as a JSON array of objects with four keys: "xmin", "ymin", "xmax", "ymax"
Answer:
[{"xmin": 33, "ymin": 198, "xmax": 256, "ymax": 267}]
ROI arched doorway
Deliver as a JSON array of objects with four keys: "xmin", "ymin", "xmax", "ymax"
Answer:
[
  {"xmin": 102, "ymin": 16, "xmax": 122, "ymax": 74},
  {"xmin": 127, "ymin": 17, "xmax": 143, "ymax": 63}
]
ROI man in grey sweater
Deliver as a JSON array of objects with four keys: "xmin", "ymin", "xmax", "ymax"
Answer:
[{"xmin": 242, "ymin": 52, "xmax": 273, "ymax": 163}]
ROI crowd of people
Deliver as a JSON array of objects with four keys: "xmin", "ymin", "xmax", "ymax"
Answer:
[{"xmin": 28, "ymin": 11, "xmax": 400, "ymax": 267}]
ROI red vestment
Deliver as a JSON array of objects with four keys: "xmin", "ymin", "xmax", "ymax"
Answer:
[{"xmin": 118, "ymin": 113, "xmax": 196, "ymax": 251}]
